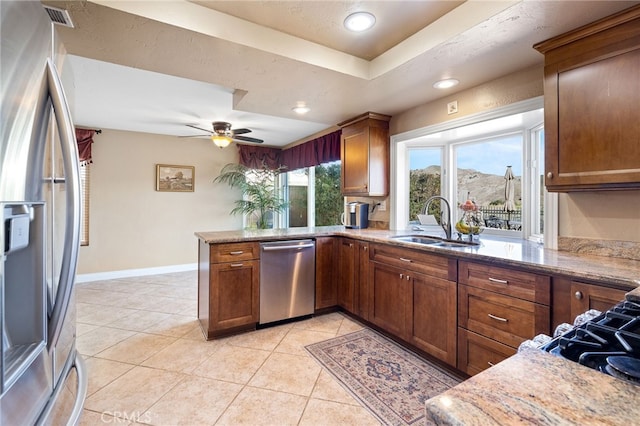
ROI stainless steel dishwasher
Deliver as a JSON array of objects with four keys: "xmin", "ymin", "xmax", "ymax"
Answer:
[{"xmin": 259, "ymin": 239, "xmax": 315, "ymax": 325}]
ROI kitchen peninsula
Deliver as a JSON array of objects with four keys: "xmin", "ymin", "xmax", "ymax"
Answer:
[{"xmin": 196, "ymin": 226, "xmax": 640, "ymax": 423}]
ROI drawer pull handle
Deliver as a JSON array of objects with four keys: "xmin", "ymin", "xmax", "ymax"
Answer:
[
  {"xmin": 488, "ymin": 313, "xmax": 508, "ymax": 323},
  {"xmin": 400, "ymin": 273, "xmax": 404, "ymax": 279},
  {"xmin": 230, "ymin": 263, "xmax": 244, "ymax": 268},
  {"xmin": 488, "ymin": 277, "xmax": 508, "ymax": 285},
  {"xmin": 399, "ymin": 257, "xmax": 412, "ymax": 263},
  {"xmin": 229, "ymin": 251, "xmax": 244, "ymax": 255},
  {"xmin": 488, "ymin": 361, "xmax": 495, "ymax": 367}
]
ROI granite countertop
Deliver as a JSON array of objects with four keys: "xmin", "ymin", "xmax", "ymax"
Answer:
[
  {"xmin": 425, "ymin": 348, "xmax": 640, "ymax": 425},
  {"xmin": 195, "ymin": 226, "xmax": 640, "ymax": 290}
]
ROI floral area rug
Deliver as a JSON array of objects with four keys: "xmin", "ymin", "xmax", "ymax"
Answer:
[{"xmin": 305, "ymin": 329, "xmax": 462, "ymax": 425}]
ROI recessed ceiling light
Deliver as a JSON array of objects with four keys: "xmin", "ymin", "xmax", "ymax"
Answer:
[
  {"xmin": 292, "ymin": 104, "xmax": 310, "ymax": 115},
  {"xmin": 433, "ymin": 79, "xmax": 459, "ymax": 89},
  {"xmin": 344, "ymin": 12, "xmax": 376, "ymax": 32}
]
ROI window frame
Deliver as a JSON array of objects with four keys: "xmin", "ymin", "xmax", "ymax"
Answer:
[{"xmin": 391, "ymin": 97, "xmax": 558, "ymax": 247}]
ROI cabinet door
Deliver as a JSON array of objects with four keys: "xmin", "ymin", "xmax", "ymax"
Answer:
[
  {"xmin": 571, "ymin": 281, "xmax": 626, "ymax": 319},
  {"xmin": 355, "ymin": 241, "xmax": 370, "ymax": 320},
  {"xmin": 536, "ymin": 9, "xmax": 640, "ymax": 191},
  {"xmin": 368, "ymin": 262, "xmax": 410, "ymax": 339},
  {"xmin": 315, "ymin": 237, "xmax": 338, "ymax": 310},
  {"xmin": 341, "ymin": 125, "xmax": 370, "ymax": 195},
  {"xmin": 410, "ymin": 273, "xmax": 457, "ymax": 366},
  {"xmin": 547, "ymin": 49, "xmax": 640, "ymax": 190},
  {"xmin": 457, "ymin": 328, "xmax": 516, "ymax": 376},
  {"xmin": 338, "ymin": 238, "xmax": 356, "ymax": 312},
  {"xmin": 210, "ymin": 260, "xmax": 259, "ymax": 332}
]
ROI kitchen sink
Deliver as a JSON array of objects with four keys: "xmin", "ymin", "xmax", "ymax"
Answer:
[{"xmin": 391, "ymin": 234, "xmax": 480, "ymax": 247}]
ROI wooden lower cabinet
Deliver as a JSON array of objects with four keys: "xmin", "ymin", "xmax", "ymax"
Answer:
[
  {"xmin": 457, "ymin": 328, "xmax": 517, "ymax": 376},
  {"xmin": 338, "ymin": 238, "xmax": 356, "ymax": 312},
  {"xmin": 368, "ymin": 261, "xmax": 411, "ymax": 339},
  {"xmin": 457, "ymin": 260, "xmax": 550, "ymax": 375},
  {"xmin": 552, "ymin": 277, "xmax": 627, "ymax": 329},
  {"xmin": 410, "ymin": 273, "xmax": 457, "ymax": 366},
  {"xmin": 368, "ymin": 244, "xmax": 458, "ymax": 366},
  {"xmin": 571, "ymin": 281, "xmax": 626, "ymax": 319},
  {"xmin": 458, "ymin": 285, "xmax": 550, "ymax": 349},
  {"xmin": 198, "ymin": 241, "xmax": 260, "ymax": 339},
  {"xmin": 315, "ymin": 237, "xmax": 338, "ymax": 310},
  {"xmin": 355, "ymin": 241, "xmax": 370, "ymax": 320},
  {"xmin": 337, "ymin": 238, "xmax": 370, "ymax": 317},
  {"xmin": 209, "ymin": 261, "xmax": 259, "ymax": 332}
]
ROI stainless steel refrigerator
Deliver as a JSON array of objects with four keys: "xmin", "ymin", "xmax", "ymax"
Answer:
[{"xmin": 1, "ymin": 1, "xmax": 87, "ymax": 424}]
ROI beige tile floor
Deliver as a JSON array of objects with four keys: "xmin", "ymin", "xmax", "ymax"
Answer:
[{"xmin": 76, "ymin": 271, "xmax": 381, "ymax": 425}]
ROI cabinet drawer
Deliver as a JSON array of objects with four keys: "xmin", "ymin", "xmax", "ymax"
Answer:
[
  {"xmin": 459, "ymin": 261, "xmax": 550, "ymax": 304},
  {"xmin": 369, "ymin": 243, "xmax": 455, "ymax": 281},
  {"xmin": 459, "ymin": 285, "xmax": 550, "ymax": 349},
  {"xmin": 457, "ymin": 328, "xmax": 516, "ymax": 376},
  {"xmin": 210, "ymin": 242, "xmax": 259, "ymax": 263}
]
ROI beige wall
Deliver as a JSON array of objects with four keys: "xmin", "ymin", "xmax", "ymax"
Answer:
[
  {"xmin": 390, "ymin": 66, "xmax": 544, "ymax": 136},
  {"xmin": 390, "ymin": 65, "xmax": 640, "ymax": 244},
  {"xmin": 559, "ymin": 191, "xmax": 640, "ymax": 242},
  {"xmin": 77, "ymin": 129, "xmax": 241, "ymax": 274}
]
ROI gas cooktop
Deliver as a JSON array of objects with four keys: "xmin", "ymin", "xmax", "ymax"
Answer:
[{"xmin": 543, "ymin": 298, "xmax": 640, "ymax": 385}]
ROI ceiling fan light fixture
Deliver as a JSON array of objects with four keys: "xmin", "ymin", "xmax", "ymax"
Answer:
[
  {"xmin": 344, "ymin": 12, "xmax": 376, "ymax": 32},
  {"xmin": 433, "ymin": 78, "xmax": 459, "ymax": 89},
  {"xmin": 212, "ymin": 134, "xmax": 232, "ymax": 148}
]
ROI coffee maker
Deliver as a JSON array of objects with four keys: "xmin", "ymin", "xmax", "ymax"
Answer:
[{"xmin": 344, "ymin": 202, "xmax": 369, "ymax": 229}]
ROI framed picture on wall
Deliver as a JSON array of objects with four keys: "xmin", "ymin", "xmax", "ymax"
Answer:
[{"xmin": 156, "ymin": 164, "xmax": 195, "ymax": 192}]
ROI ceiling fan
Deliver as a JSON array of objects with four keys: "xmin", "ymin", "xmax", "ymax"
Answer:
[{"xmin": 185, "ymin": 121, "xmax": 264, "ymax": 148}]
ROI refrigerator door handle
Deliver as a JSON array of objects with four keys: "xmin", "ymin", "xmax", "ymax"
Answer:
[
  {"xmin": 36, "ymin": 351, "xmax": 88, "ymax": 426},
  {"xmin": 45, "ymin": 58, "xmax": 81, "ymax": 350}
]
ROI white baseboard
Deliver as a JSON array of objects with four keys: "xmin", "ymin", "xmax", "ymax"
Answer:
[{"xmin": 76, "ymin": 263, "xmax": 198, "ymax": 283}]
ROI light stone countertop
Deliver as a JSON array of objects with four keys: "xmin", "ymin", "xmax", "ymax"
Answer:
[
  {"xmin": 195, "ymin": 226, "xmax": 640, "ymax": 290},
  {"xmin": 425, "ymin": 348, "xmax": 640, "ymax": 425}
]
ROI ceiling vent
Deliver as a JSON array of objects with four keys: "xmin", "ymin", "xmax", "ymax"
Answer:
[{"xmin": 43, "ymin": 5, "xmax": 74, "ymax": 28}]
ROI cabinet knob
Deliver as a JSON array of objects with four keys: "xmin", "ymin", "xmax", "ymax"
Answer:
[
  {"xmin": 400, "ymin": 273, "xmax": 404, "ymax": 279},
  {"xmin": 546, "ymin": 172, "xmax": 553, "ymax": 179},
  {"xmin": 574, "ymin": 291, "xmax": 583, "ymax": 300},
  {"xmin": 363, "ymin": 246, "xmax": 368, "ymax": 251}
]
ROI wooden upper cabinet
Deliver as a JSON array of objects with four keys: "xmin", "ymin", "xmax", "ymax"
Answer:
[
  {"xmin": 338, "ymin": 112, "xmax": 391, "ymax": 196},
  {"xmin": 534, "ymin": 6, "xmax": 640, "ymax": 191}
]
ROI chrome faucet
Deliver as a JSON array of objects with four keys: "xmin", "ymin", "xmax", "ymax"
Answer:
[{"xmin": 422, "ymin": 196, "xmax": 452, "ymax": 240}]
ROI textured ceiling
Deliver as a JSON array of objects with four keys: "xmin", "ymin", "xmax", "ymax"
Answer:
[
  {"xmin": 44, "ymin": 0, "xmax": 640, "ymax": 147},
  {"xmin": 192, "ymin": 1, "xmax": 464, "ymax": 60}
]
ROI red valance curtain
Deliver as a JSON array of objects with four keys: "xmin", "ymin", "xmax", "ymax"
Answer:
[
  {"xmin": 75, "ymin": 128, "xmax": 95, "ymax": 166},
  {"xmin": 238, "ymin": 144, "xmax": 282, "ymax": 170},
  {"xmin": 237, "ymin": 129, "xmax": 341, "ymax": 171},
  {"xmin": 280, "ymin": 130, "xmax": 341, "ymax": 171}
]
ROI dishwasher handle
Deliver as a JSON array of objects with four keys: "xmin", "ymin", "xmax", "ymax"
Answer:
[{"xmin": 262, "ymin": 243, "xmax": 315, "ymax": 251}]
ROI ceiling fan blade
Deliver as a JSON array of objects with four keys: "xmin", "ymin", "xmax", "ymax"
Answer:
[
  {"xmin": 232, "ymin": 128, "xmax": 252, "ymax": 135},
  {"xmin": 186, "ymin": 124, "xmax": 213, "ymax": 134},
  {"xmin": 179, "ymin": 134, "xmax": 210, "ymax": 138},
  {"xmin": 233, "ymin": 135, "xmax": 263, "ymax": 144}
]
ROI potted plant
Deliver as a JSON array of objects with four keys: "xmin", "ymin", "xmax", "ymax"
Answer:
[{"xmin": 213, "ymin": 163, "xmax": 288, "ymax": 229}]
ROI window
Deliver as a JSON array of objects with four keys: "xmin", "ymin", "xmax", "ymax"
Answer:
[
  {"xmin": 393, "ymin": 98, "xmax": 552, "ymax": 242},
  {"xmin": 278, "ymin": 161, "xmax": 342, "ymax": 228},
  {"xmin": 80, "ymin": 164, "xmax": 90, "ymax": 245},
  {"xmin": 453, "ymin": 133, "xmax": 523, "ymax": 231}
]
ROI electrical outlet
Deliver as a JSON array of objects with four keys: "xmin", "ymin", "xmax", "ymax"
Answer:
[
  {"xmin": 447, "ymin": 101, "xmax": 458, "ymax": 115},
  {"xmin": 378, "ymin": 201, "xmax": 386, "ymax": 211}
]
